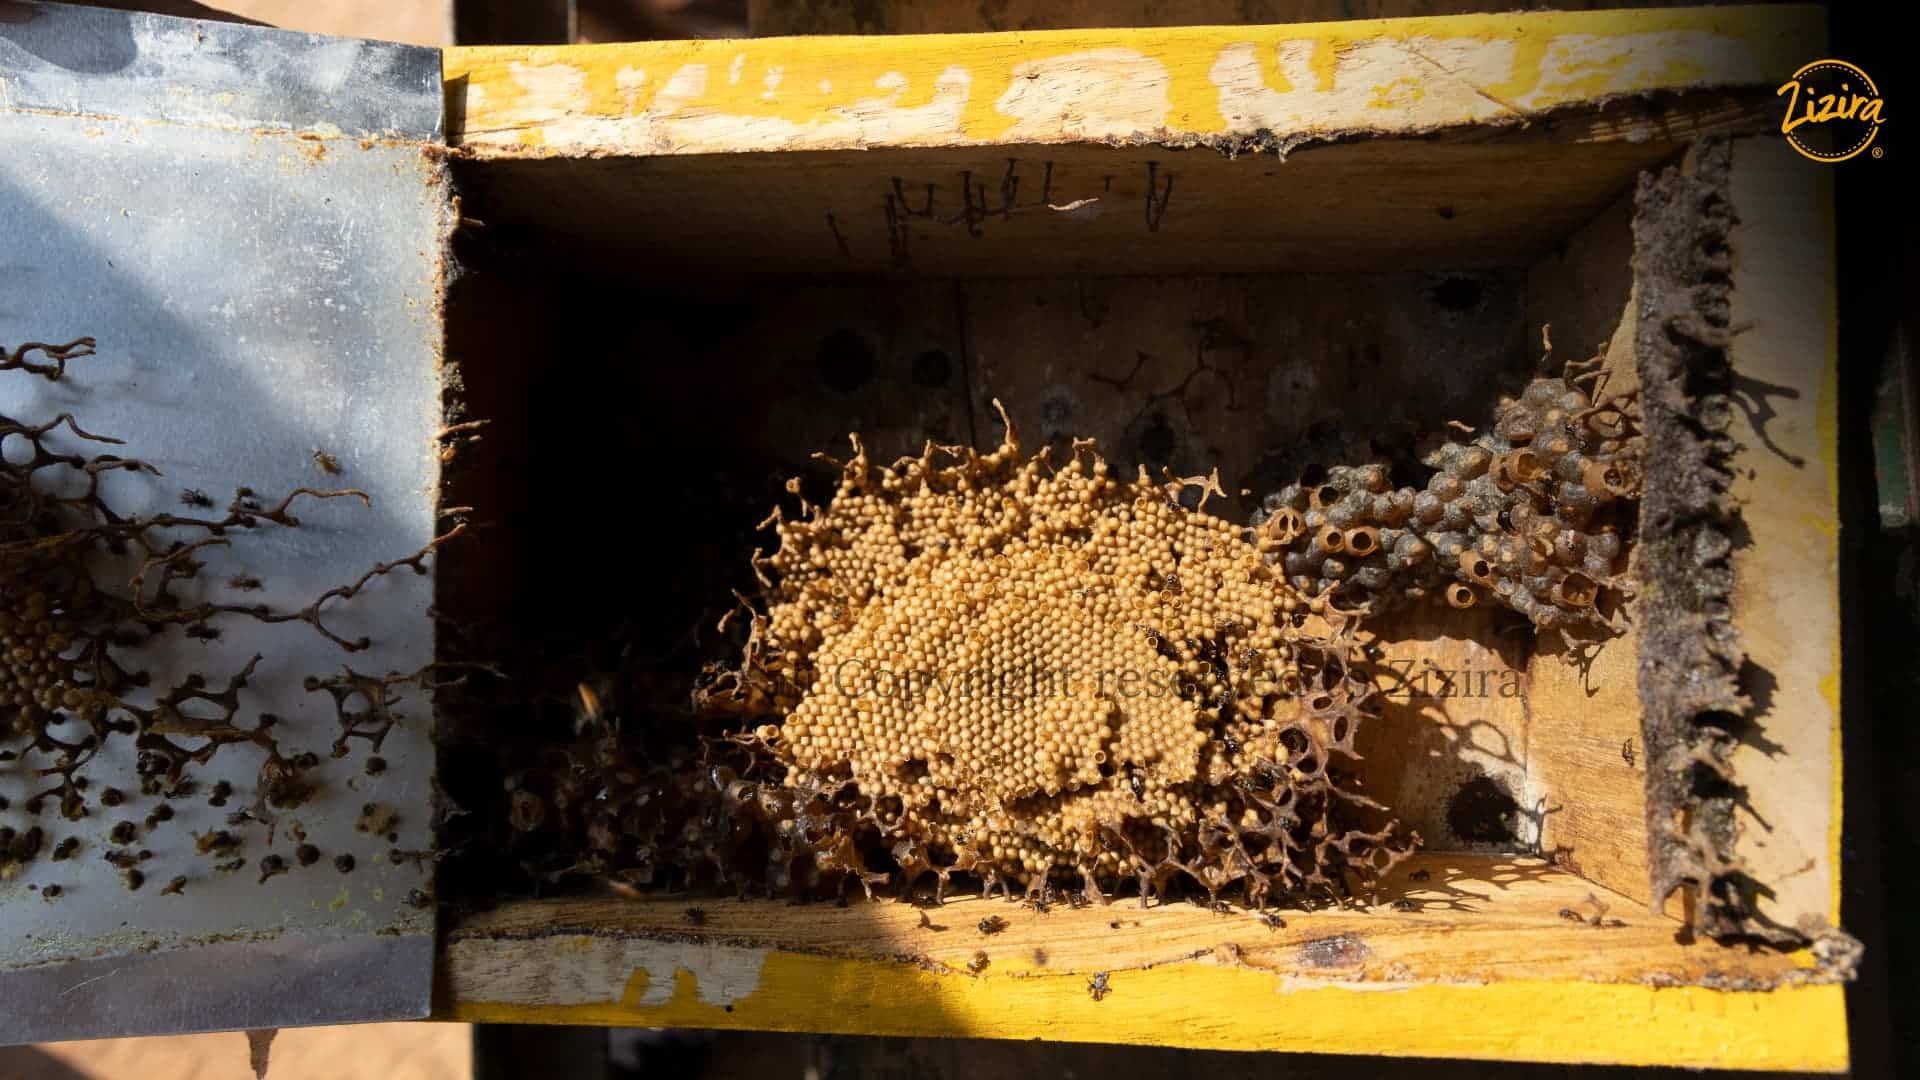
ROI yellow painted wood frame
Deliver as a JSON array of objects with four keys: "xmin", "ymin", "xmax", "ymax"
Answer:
[
  {"xmin": 438, "ymin": 854, "xmax": 1846, "ymax": 1070},
  {"xmin": 444, "ymin": 5, "xmax": 1821, "ymax": 156}
]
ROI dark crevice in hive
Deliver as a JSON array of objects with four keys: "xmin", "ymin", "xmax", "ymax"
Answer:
[{"xmin": 1446, "ymin": 775, "xmax": 1519, "ymax": 846}]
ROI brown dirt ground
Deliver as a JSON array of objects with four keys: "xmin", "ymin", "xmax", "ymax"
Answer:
[{"xmin": 0, "ymin": 1023, "xmax": 472, "ymax": 1080}]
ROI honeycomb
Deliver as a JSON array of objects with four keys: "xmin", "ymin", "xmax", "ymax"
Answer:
[
  {"xmin": 505, "ymin": 410, "xmax": 1413, "ymax": 907},
  {"xmin": 492, "ymin": 354, "xmax": 1644, "ymax": 909},
  {"xmin": 1254, "ymin": 364, "xmax": 1641, "ymax": 632}
]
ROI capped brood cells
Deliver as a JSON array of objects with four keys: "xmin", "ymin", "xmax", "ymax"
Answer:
[{"xmin": 694, "ymin": 411, "xmax": 1416, "ymax": 905}]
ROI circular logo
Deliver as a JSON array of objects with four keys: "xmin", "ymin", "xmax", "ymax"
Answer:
[{"xmin": 1777, "ymin": 60, "xmax": 1885, "ymax": 162}]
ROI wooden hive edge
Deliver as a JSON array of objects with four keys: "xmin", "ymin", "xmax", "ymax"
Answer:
[
  {"xmin": 435, "ymin": 853, "xmax": 1848, "ymax": 1070},
  {"xmin": 442, "ymin": 5, "xmax": 1819, "ymax": 159}
]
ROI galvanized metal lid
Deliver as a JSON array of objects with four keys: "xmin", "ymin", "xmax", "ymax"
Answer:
[{"xmin": 1, "ymin": 1, "xmax": 448, "ymax": 1043}]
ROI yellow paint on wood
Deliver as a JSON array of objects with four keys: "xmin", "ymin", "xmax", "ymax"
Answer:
[
  {"xmin": 440, "ymin": 856, "xmax": 1844, "ymax": 1069},
  {"xmin": 445, "ymin": 948, "xmax": 1847, "ymax": 1071},
  {"xmin": 444, "ymin": 6, "xmax": 1821, "ymax": 157}
]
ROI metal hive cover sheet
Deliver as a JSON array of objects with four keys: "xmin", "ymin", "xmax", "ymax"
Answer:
[{"xmin": 0, "ymin": 2, "xmax": 448, "ymax": 1042}]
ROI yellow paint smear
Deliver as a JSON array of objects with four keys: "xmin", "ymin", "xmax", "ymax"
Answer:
[
  {"xmin": 444, "ymin": 6, "xmax": 1820, "ymax": 155},
  {"xmin": 446, "ymin": 950, "xmax": 1848, "ymax": 1071}
]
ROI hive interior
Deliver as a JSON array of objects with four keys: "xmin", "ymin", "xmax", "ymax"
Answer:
[{"xmin": 433, "ymin": 137, "xmax": 1659, "ymax": 913}]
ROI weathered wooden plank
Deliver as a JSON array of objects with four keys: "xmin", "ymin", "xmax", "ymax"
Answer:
[
  {"xmin": 450, "ymin": 139, "xmax": 1690, "ymax": 278},
  {"xmin": 445, "ymin": 8, "xmax": 1810, "ymax": 157},
  {"xmin": 959, "ymin": 272, "xmax": 1527, "ymax": 512},
  {"xmin": 436, "ymin": 853, "xmax": 1842, "ymax": 1068},
  {"xmin": 1519, "ymin": 193, "xmax": 1658, "ymax": 907},
  {"xmin": 1725, "ymin": 136, "xmax": 1842, "ymax": 935},
  {"xmin": 443, "ymin": 6, "xmax": 1796, "ymax": 278},
  {"xmin": 1359, "ymin": 607, "xmax": 1535, "ymax": 853}
]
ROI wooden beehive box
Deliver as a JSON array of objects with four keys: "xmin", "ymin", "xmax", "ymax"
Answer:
[
  {"xmin": 426, "ymin": 5, "xmax": 1853, "ymax": 1070},
  {"xmin": 0, "ymin": 0, "xmax": 1864, "ymax": 1064},
  {"xmin": 0, "ymin": 6, "xmax": 1748, "ymax": 1075}
]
